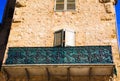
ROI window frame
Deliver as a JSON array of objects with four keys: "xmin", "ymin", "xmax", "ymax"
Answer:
[
  {"xmin": 54, "ymin": 29, "xmax": 75, "ymax": 47},
  {"xmin": 54, "ymin": 0, "xmax": 76, "ymax": 11},
  {"xmin": 54, "ymin": 29, "xmax": 65, "ymax": 47}
]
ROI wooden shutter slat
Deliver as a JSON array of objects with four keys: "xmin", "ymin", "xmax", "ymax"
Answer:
[
  {"xmin": 67, "ymin": 0, "xmax": 75, "ymax": 10},
  {"xmin": 67, "ymin": 4, "xmax": 75, "ymax": 10},
  {"xmin": 56, "ymin": 4, "xmax": 64, "ymax": 10}
]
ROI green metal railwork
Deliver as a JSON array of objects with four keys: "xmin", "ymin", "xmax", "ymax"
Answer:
[{"xmin": 6, "ymin": 46, "xmax": 113, "ymax": 64}]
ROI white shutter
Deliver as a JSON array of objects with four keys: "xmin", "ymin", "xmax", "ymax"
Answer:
[
  {"xmin": 65, "ymin": 29, "xmax": 75, "ymax": 46},
  {"xmin": 54, "ymin": 29, "xmax": 75, "ymax": 47}
]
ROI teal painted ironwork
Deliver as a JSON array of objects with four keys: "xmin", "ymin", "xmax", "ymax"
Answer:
[{"xmin": 6, "ymin": 46, "xmax": 113, "ymax": 64}]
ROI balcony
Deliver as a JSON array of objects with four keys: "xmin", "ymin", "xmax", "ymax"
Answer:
[
  {"xmin": 5, "ymin": 46, "xmax": 113, "ymax": 64},
  {"xmin": 1, "ymin": 46, "xmax": 115, "ymax": 81}
]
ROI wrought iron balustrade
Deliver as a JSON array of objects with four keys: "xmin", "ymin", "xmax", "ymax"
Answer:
[{"xmin": 6, "ymin": 46, "xmax": 113, "ymax": 64}]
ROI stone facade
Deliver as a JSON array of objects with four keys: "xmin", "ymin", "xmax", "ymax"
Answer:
[
  {"xmin": 8, "ymin": 0, "xmax": 117, "ymax": 47},
  {"xmin": 1, "ymin": 0, "xmax": 120, "ymax": 81}
]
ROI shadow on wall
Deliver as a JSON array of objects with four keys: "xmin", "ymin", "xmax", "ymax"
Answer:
[{"xmin": 0, "ymin": 0, "xmax": 16, "ymax": 70}]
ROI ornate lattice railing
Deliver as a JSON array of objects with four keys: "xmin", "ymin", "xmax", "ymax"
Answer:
[{"xmin": 6, "ymin": 46, "xmax": 113, "ymax": 64}]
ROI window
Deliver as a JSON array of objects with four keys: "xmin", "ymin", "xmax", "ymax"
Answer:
[
  {"xmin": 55, "ymin": 0, "xmax": 75, "ymax": 11},
  {"xmin": 99, "ymin": 0, "xmax": 110, "ymax": 3},
  {"xmin": 54, "ymin": 29, "xmax": 75, "ymax": 47},
  {"xmin": 54, "ymin": 30, "xmax": 64, "ymax": 47}
]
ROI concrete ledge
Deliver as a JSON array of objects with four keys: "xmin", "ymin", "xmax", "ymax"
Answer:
[{"xmin": 1, "ymin": 64, "xmax": 115, "ymax": 81}]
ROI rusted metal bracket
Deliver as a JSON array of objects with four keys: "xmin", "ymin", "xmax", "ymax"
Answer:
[
  {"xmin": 46, "ymin": 68, "xmax": 50, "ymax": 81},
  {"xmin": 2, "ymin": 68, "xmax": 9, "ymax": 81},
  {"xmin": 25, "ymin": 68, "xmax": 30, "ymax": 81}
]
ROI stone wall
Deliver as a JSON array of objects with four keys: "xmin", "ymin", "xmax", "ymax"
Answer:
[
  {"xmin": 7, "ymin": 0, "xmax": 117, "ymax": 47},
  {"xmin": 2, "ymin": 0, "xmax": 120, "ymax": 81}
]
